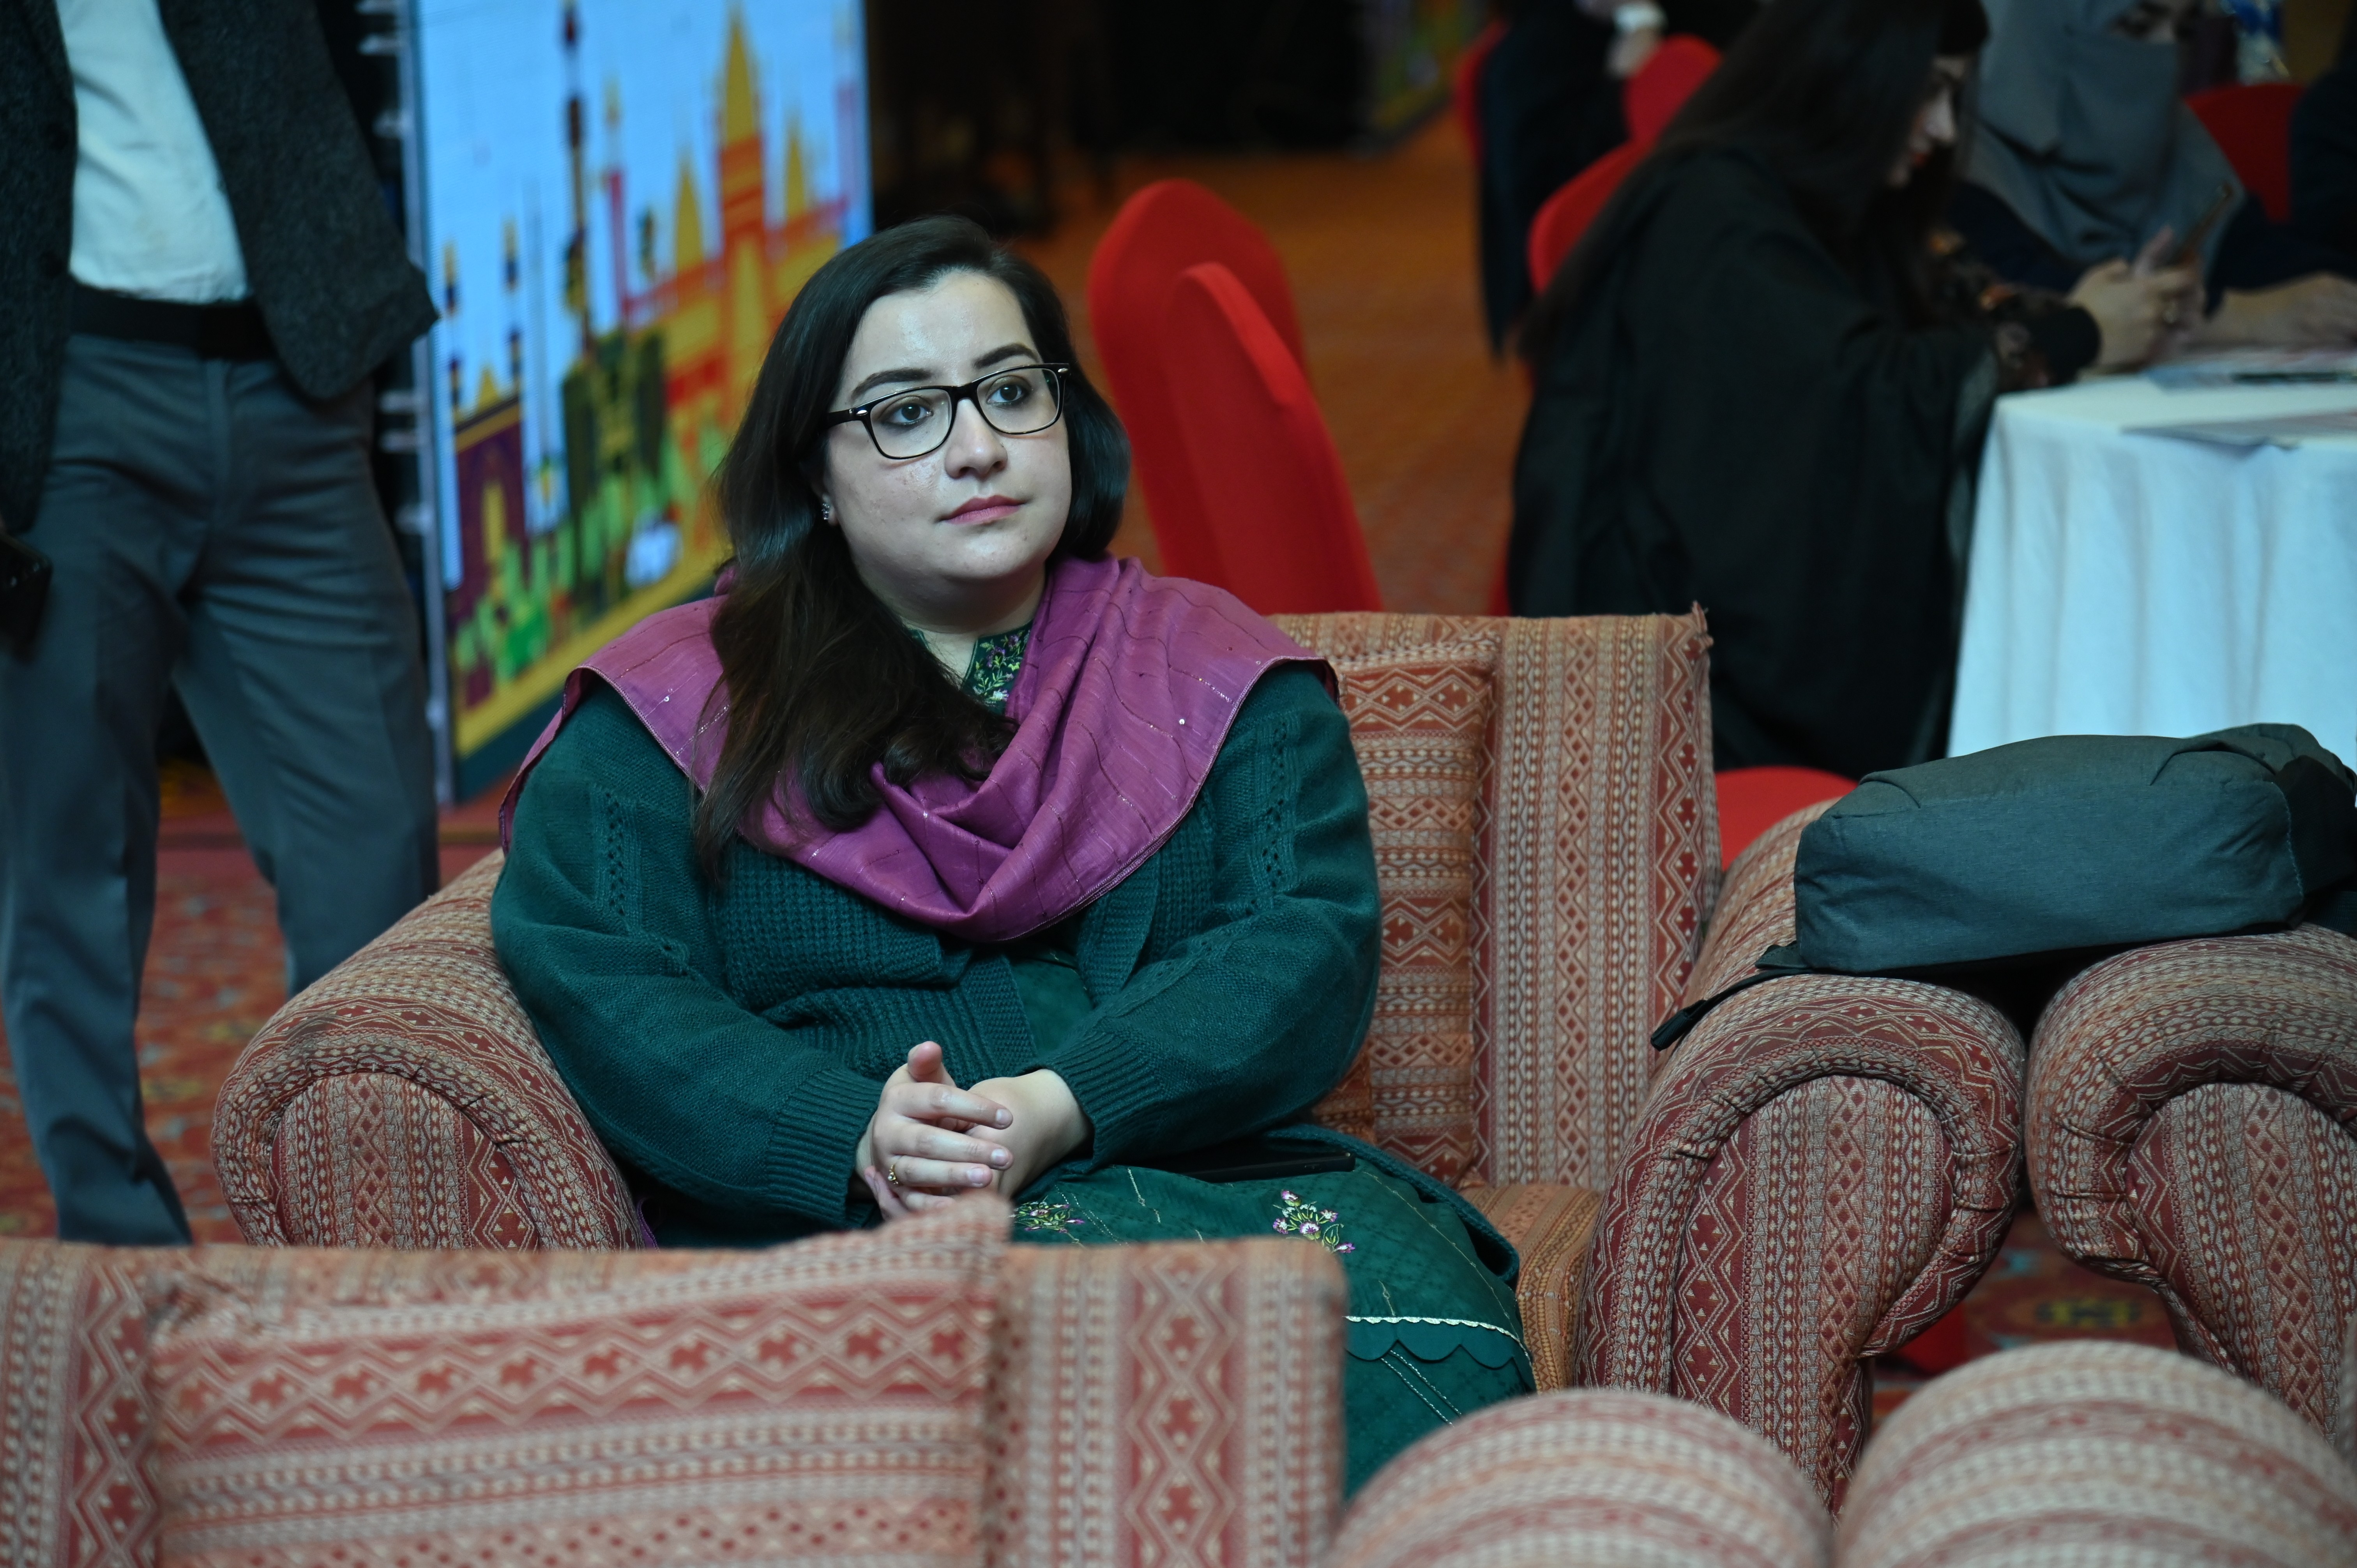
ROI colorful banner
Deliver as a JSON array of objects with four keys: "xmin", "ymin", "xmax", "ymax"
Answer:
[
  {"xmin": 1363, "ymin": 0, "xmax": 1490, "ymax": 138},
  {"xmin": 413, "ymin": 0, "xmax": 869, "ymax": 787}
]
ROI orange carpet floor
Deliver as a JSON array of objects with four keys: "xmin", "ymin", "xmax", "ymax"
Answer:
[{"xmin": 0, "ymin": 119, "xmax": 2176, "ymax": 1415}]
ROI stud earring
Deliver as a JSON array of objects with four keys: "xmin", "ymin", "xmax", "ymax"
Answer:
[{"xmin": 821, "ymin": 499, "xmax": 835, "ymax": 525}]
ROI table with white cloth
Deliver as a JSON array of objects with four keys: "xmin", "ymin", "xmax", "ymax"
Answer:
[{"xmin": 1949, "ymin": 373, "xmax": 2357, "ymax": 770}]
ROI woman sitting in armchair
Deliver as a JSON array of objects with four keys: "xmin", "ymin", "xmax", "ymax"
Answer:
[{"xmin": 491, "ymin": 216, "xmax": 1525, "ymax": 1490}]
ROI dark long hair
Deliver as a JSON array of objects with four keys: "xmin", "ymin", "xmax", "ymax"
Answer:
[
  {"xmin": 692, "ymin": 215, "xmax": 1129, "ymax": 876},
  {"xmin": 1521, "ymin": 0, "xmax": 1989, "ymax": 364}
]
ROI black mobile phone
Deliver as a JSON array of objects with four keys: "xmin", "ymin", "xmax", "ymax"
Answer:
[
  {"xmin": 2172, "ymin": 182, "xmax": 2237, "ymax": 269},
  {"xmin": 0, "ymin": 530, "xmax": 52, "ymax": 657}
]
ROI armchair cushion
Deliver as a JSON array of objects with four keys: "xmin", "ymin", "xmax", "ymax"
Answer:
[
  {"xmin": 148, "ymin": 1201, "xmax": 1008, "ymax": 1568},
  {"xmin": 1306, "ymin": 642, "xmax": 1497, "ymax": 1185},
  {"xmin": 1457, "ymin": 1182, "xmax": 1603, "ymax": 1392},
  {"xmin": 1324, "ymin": 1389, "xmax": 1830, "ymax": 1568},
  {"xmin": 1838, "ymin": 1341, "xmax": 2357, "ymax": 1566}
]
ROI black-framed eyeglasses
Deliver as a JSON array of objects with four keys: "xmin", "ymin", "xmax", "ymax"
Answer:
[{"xmin": 822, "ymin": 363, "xmax": 1071, "ymax": 459}]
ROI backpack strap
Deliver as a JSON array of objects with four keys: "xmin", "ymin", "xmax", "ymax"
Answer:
[{"xmin": 1650, "ymin": 944, "xmax": 1815, "ymax": 1052}]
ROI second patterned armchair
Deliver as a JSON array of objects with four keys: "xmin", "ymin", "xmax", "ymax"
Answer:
[
  {"xmin": 2025, "ymin": 922, "xmax": 2357, "ymax": 1452},
  {"xmin": 212, "ymin": 611, "xmax": 2021, "ymax": 1503}
]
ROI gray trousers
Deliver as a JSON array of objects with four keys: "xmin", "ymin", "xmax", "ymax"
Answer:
[{"xmin": 0, "ymin": 335, "xmax": 438, "ymax": 1244}]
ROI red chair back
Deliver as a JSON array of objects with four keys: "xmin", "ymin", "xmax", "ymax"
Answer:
[
  {"xmin": 1716, "ymin": 766, "xmax": 1854, "ymax": 869},
  {"xmin": 2187, "ymin": 82, "xmax": 2304, "ymax": 223},
  {"xmin": 1159, "ymin": 263, "xmax": 1381, "ymax": 615},
  {"xmin": 1527, "ymin": 139, "xmax": 1648, "ymax": 293},
  {"xmin": 1454, "ymin": 19, "xmax": 1508, "ymax": 166},
  {"xmin": 1087, "ymin": 181, "xmax": 1308, "ymax": 584},
  {"xmin": 1624, "ymin": 35, "xmax": 1720, "ymax": 144}
]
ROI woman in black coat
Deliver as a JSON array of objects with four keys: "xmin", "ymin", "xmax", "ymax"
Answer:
[{"xmin": 1505, "ymin": 0, "xmax": 2183, "ymax": 777}]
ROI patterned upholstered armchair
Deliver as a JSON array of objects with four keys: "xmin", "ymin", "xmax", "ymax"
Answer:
[
  {"xmin": 211, "ymin": 612, "xmax": 2020, "ymax": 1504},
  {"xmin": 2025, "ymin": 924, "xmax": 2357, "ymax": 1452}
]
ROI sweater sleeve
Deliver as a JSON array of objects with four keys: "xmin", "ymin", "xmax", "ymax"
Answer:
[
  {"xmin": 1032, "ymin": 664, "xmax": 1383, "ymax": 1167},
  {"xmin": 490, "ymin": 686, "xmax": 882, "ymax": 1229}
]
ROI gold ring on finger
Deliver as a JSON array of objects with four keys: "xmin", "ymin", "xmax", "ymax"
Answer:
[{"xmin": 887, "ymin": 1159, "xmax": 902, "ymax": 1187}]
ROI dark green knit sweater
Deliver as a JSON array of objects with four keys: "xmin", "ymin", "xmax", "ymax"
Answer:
[{"xmin": 491, "ymin": 665, "xmax": 1381, "ymax": 1245}]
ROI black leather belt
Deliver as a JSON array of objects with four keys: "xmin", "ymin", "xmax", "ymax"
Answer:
[{"xmin": 70, "ymin": 282, "xmax": 275, "ymax": 361}]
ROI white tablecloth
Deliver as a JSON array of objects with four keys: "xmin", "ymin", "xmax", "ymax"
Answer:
[{"xmin": 1949, "ymin": 374, "xmax": 2357, "ymax": 769}]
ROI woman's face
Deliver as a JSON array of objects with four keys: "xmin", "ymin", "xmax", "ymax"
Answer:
[
  {"xmin": 1892, "ymin": 54, "xmax": 1974, "ymax": 187},
  {"xmin": 818, "ymin": 270, "xmax": 1073, "ymax": 632}
]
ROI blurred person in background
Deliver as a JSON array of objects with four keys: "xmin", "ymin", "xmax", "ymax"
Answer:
[
  {"xmin": 1955, "ymin": 0, "xmax": 2357, "ymax": 348},
  {"xmin": 1506, "ymin": 0, "xmax": 2187, "ymax": 779},
  {"xmin": 2289, "ymin": 15, "xmax": 2357, "ymax": 262},
  {"xmin": 0, "ymin": 0, "xmax": 439, "ymax": 1243},
  {"xmin": 1477, "ymin": 0, "xmax": 1764, "ymax": 348}
]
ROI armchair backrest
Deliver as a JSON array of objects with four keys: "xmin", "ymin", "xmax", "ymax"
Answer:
[{"xmin": 1277, "ymin": 612, "xmax": 1715, "ymax": 1191}]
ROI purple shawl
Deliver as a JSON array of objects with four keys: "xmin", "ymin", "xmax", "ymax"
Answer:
[{"xmin": 500, "ymin": 555, "xmax": 1326, "ymax": 943}]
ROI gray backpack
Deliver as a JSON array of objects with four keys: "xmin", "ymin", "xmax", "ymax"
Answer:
[{"xmin": 1656, "ymin": 725, "xmax": 2357, "ymax": 1048}]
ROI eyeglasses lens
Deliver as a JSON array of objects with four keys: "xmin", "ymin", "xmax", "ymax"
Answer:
[{"xmin": 868, "ymin": 367, "xmax": 1062, "ymax": 458}]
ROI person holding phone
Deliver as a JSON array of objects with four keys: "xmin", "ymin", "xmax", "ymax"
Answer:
[
  {"xmin": 1954, "ymin": 0, "xmax": 2357, "ymax": 349},
  {"xmin": 0, "ymin": 0, "xmax": 440, "ymax": 1244}
]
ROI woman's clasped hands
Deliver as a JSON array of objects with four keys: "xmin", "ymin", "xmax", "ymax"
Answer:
[{"xmin": 854, "ymin": 1040, "xmax": 1091, "ymax": 1218}]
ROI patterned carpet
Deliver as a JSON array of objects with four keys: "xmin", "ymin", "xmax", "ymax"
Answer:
[
  {"xmin": 1871, "ymin": 1211, "xmax": 2178, "ymax": 1419},
  {"xmin": 0, "ymin": 761, "xmax": 497, "ymax": 1243}
]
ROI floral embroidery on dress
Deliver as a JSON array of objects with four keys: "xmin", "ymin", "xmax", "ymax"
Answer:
[
  {"xmin": 1013, "ymin": 1197, "xmax": 1087, "ymax": 1238},
  {"xmin": 963, "ymin": 624, "xmax": 1031, "ymax": 712},
  {"xmin": 902, "ymin": 622, "xmax": 1031, "ymax": 713},
  {"xmin": 1272, "ymin": 1190, "xmax": 1355, "ymax": 1254}
]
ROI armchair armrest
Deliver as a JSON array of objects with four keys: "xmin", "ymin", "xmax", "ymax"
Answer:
[
  {"xmin": 2026, "ymin": 924, "xmax": 2357, "ymax": 1441},
  {"xmin": 1578, "ymin": 806, "xmax": 2024, "ymax": 1507},
  {"xmin": 210, "ymin": 851, "xmax": 641, "ymax": 1249},
  {"xmin": 1324, "ymin": 1389, "xmax": 1830, "ymax": 1568}
]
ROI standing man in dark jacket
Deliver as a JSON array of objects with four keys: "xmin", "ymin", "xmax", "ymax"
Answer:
[{"xmin": 0, "ymin": 0, "xmax": 440, "ymax": 1243}]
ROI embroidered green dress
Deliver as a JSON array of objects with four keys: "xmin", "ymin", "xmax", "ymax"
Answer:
[{"xmin": 494, "ymin": 624, "xmax": 1528, "ymax": 1492}]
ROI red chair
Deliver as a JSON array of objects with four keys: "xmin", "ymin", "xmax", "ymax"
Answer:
[
  {"xmin": 1159, "ymin": 262, "xmax": 1382, "ymax": 615},
  {"xmin": 2187, "ymin": 82, "xmax": 2304, "ymax": 223},
  {"xmin": 1527, "ymin": 139, "xmax": 1648, "ymax": 293},
  {"xmin": 1087, "ymin": 181, "xmax": 1308, "ymax": 585},
  {"xmin": 1716, "ymin": 765, "xmax": 1853, "ymax": 868},
  {"xmin": 1453, "ymin": 19, "xmax": 1507, "ymax": 166},
  {"xmin": 1623, "ymin": 35, "xmax": 1720, "ymax": 144}
]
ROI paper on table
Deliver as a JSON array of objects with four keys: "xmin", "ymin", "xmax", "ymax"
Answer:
[
  {"xmin": 2145, "ymin": 348, "xmax": 2357, "ymax": 390},
  {"xmin": 2123, "ymin": 408, "xmax": 2357, "ymax": 448}
]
